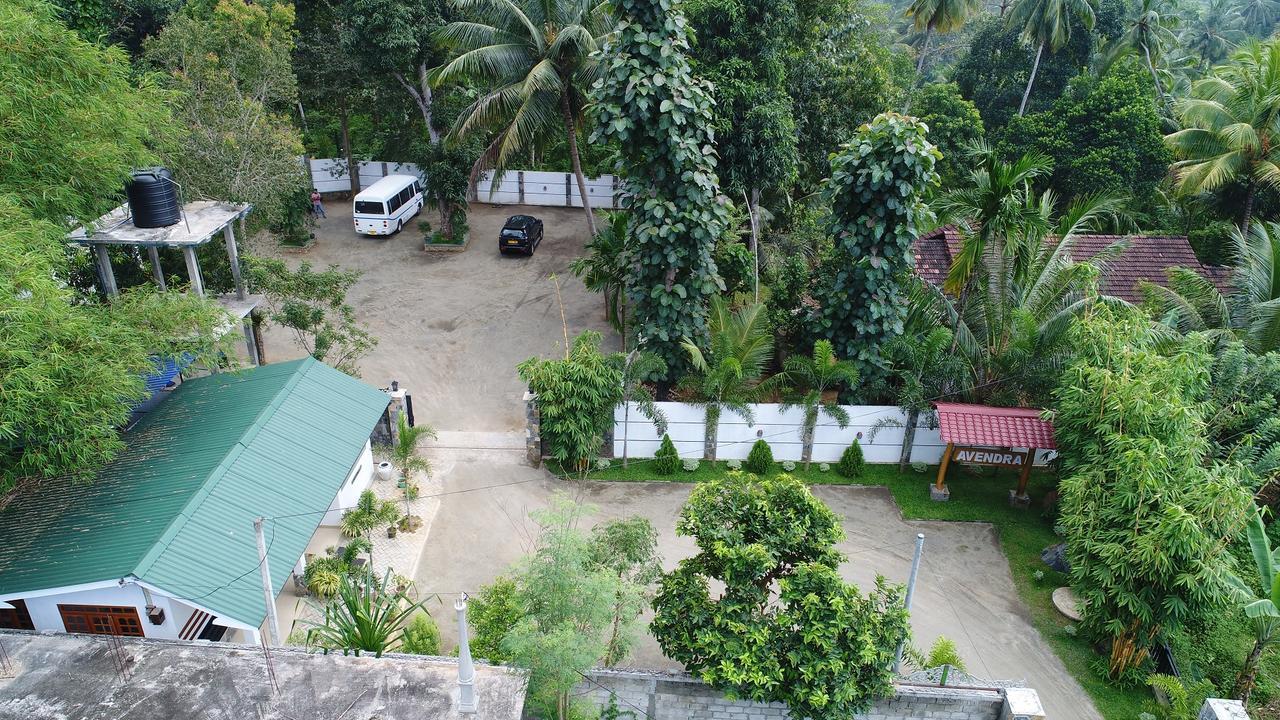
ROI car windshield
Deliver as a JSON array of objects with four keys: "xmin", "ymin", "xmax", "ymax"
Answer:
[
  {"xmin": 354, "ymin": 200, "xmax": 384, "ymax": 215},
  {"xmin": 501, "ymin": 228, "xmax": 526, "ymax": 238}
]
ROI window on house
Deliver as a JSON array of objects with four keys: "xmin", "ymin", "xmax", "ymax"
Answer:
[
  {"xmin": 0, "ymin": 599, "xmax": 34, "ymax": 630},
  {"xmin": 58, "ymin": 604, "xmax": 144, "ymax": 637}
]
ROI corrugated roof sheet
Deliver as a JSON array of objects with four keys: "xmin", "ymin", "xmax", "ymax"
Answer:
[
  {"xmin": 913, "ymin": 226, "xmax": 1231, "ymax": 303},
  {"xmin": 934, "ymin": 402, "xmax": 1056, "ymax": 449},
  {"xmin": 0, "ymin": 357, "xmax": 388, "ymax": 629}
]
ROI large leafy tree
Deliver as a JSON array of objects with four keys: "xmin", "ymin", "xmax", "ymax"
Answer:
[
  {"xmin": 679, "ymin": 298, "xmax": 774, "ymax": 461},
  {"xmin": 999, "ymin": 69, "xmax": 1171, "ymax": 211},
  {"xmin": 294, "ymin": 0, "xmax": 364, "ymax": 195},
  {"xmin": 810, "ymin": 113, "xmax": 939, "ymax": 385},
  {"xmin": 1053, "ymin": 308, "xmax": 1252, "ymax": 678},
  {"xmin": 341, "ymin": 0, "xmax": 447, "ymax": 138},
  {"xmin": 651, "ymin": 473, "xmax": 910, "ymax": 720},
  {"xmin": 0, "ymin": 0, "xmax": 231, "ymax": 495},
  {"xmin": 781, "ymin": 340, "xmax": 859, "ymax": 469},
  {"xmin": 435, "ymin": 0, "xmax": 611, "ymax": 236},
  {"xmin": 1007, "ymin": 0, "xmax": 1097, "ymax": 117},
  {"xmin": 144, "ymin": 0, "xmax": 307, "ymax": 225},
  {"xmin": 905, "ymin": 0, "xmax": 982, "ymax": 79},
  {"xmin": 591, "ymin": 0, "xmax": 730, "ymax": 372},
  {"xmin": 518, "ymin": 331, "xmax": 623, "ymax": 471},
  {"xmin": 912, "ymin": 83, "xmax": 985, "ymax": 186},
  {"xmin": 1166, "ymin": 40, "xmax": 1280, "ymax": 234}
]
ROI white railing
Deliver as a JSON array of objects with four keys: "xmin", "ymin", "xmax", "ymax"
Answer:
[
  {"xmin": 307, "ymin": 158, "xmax": 624, "ymax": 209},
  {"xmin": 613, "ymin": 401, "xmax": 1053, "ymax": 465}
]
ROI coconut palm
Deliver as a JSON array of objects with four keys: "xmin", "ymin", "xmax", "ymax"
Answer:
[
  {"xmin": 1239, "ymin": 0, "xmax": 1279, "ymax": 34},
  {"xmin": 780, "ymin": 340, "xmax": 858, "ymax": 469},
  {"xmin": 1143, "ymin": 221, "xmax": 1280, "ymax": 353},
  {"xmin": 906, "ymin": 0, "xmax": 984, "ymax": 78},
  {"xmin": 1222, "ymin": 506, "xmax": 1280, "ymax": 705},
  {"xmin": 1181, "ymin": 0, "xmax": 1240, "ymax": 70},
  {"xmin": 1166, "ymin": 40, "xmax": 1280, "ymax": 234},
  {"xmin": 881, "ymin": 327, "xmax": 970, "ymax": 471},
  {"xmin": 1007, "ymin": 0, "xmax": 1096, "ymax": 116},
  {"xmin": 679, "ymin": 297, "xmax": 774, "ymax": 461},
  {"xmin": 570, "ymin": 211, "xmax": 627, "ymax": 338},
  {"xmin": 613, "ymin": 347, "xmax": 667, "ymax": 468},
  {"xmin": 434, "ymin": 0, "xmax": 611, "ymax": 236},
  {"xmin": 1106, "ymin": 0, "xmax": 1179, "ymax": 106}
]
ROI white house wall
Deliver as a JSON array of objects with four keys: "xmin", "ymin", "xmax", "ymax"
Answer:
[
  {"xmin": 612, "ymin": 402, "xmax": 1052, "ymax": 465},
  {"xmin": 322, "ymin": 440, "xmax": 374, "ymax": 527}
]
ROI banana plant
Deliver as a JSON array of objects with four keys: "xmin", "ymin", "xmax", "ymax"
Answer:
[{"xmin": 1223, "ymin": 506, "xmax": 1280, "ymax": 705}]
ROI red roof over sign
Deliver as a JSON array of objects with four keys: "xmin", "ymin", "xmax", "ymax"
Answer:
[{"xmin": 933, "ymin": 402, "xmax": 1056, "ymax": 450}]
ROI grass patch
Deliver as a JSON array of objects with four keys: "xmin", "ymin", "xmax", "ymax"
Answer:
[{"xmin": 565, "ymin": 458, "xmax": 1151, "ymax": 719}]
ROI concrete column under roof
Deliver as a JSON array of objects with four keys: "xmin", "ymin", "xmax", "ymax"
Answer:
[
  {"xmin": 146, "ymin": 246, "xmax": 166, "ymax": 291},
  {"xmin": 93, "ymin": 244, "xmax": 118, "ymax": 297},
  {"xmin": 223, "ymin": 224, "xmax": 245, "ymax": 301}
]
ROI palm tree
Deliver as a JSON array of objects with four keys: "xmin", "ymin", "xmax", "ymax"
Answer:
[
  {"xmin": 679, "ymin": 297, "xmax": 774, "ymax": 461},
  {"xmin": 1143, "ymin": 221, "xmax": 1280, "ymax": 353},
  {"xmin": 781, "ymin": 340, "xmax": 858, "ymax": 469},
  {"xmin": 906, "ymin": 0, "xmax": 983, "ymax": 79},
  {"xmin": 1166, "ymin": 40, "xmax": 1280, "ymax": 234},
  {"xmin": 1222, "ymin": 506, "xmax": 1280, "ymax": 705},
  {"xmin": 1181, "ymin": 0, "xmax": 1240, "ymax": 71},
  {"xmin": 390, "ymin": 414, "xmax": 436, "ymax": 514},
  {"xmin": 613, "ymin": 347, "xmax": 667, "ymax": 468},
  {"xmin": 1107, "ymin": 0, "xmax": 1179, "ymax": 107},
  {"xmin": 434, "ymin": 0, "xmax": 611, "ymax": 236},
  {"xmin": 340, "ymin": 490, "xmax": 401, "ymax": 569},
  {"xmin": 881, "ymin": 327, "xmax": 969, "ymax": 471},
  {"xmin": 570, "ymin": 211, "xmax": 627, "ymax": 339},
  {"xmin": 1007, "ymin": 0, "xmax": 1096, "ymax": 116}
]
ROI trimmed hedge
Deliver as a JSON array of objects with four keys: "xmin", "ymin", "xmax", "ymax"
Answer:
[
  {"xmin": 744, "ymin": 439, "xmax": 774, "ymax": 475},
  {"xmin": 654, "ymin": 434, "xmax": 680, "ymax": 475}
]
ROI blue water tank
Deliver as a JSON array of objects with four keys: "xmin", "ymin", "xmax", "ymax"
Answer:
[{"xmin": 126, "ymin": 168, "xmax": 181, "ymax": 228}]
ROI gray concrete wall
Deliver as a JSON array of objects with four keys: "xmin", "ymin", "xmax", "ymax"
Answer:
[{"xmin": 578, "ymin": 669, "xmax": 1011, "ymax": 720}]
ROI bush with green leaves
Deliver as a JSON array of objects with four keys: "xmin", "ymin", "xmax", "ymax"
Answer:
[
  {"xmin": 781, "ymin": 461, "xmax": 796, "ymax": 471},
  {"xmin": 401, "ymin": 612, "xmax": 442, "ymax": 655},
  {"xmin": 818, "ymin": 462, "xmax": 830, "ymax": 472},
  {"xmin": 809, "ymin": 113, "xmax": 939, "ymax": 384},
  {"xmin": 595, "ymin": 458, "xmax": 612, "ymax": 471},
  {"xmin": 302, "ymin": 570, "xmax": 428, "ymax": 657},
  {"xmin": 590, "ymin": 0, "xmax": 730, "ymax": 372},
  {"xmin": 652, "ymin": 473, "xmax": 909, "ymax": 719},
  {"xmin": 837, "ymin": 441, "xmax": 865, "ymax": 478},
  {"xmin": 468, "ymin": 577, "xmax": 521, "ymax": 664},
  {"xmin": 744, "ymin": 439, "xmax": 774, "ymax": 474},
  {"xmin": 518, "ymin": 331, "xmax": 624, "ymax": 472},
  {"xmin": 925, "ymin": 637, "xmax": 966, "ymax": 671},
  {"xmin": 653, "ymin": 434, "xmax": 680, "ymax": 476}
]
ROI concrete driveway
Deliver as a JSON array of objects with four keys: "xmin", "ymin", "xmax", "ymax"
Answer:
[
  {"xmin": 413, "ymin": 461, "xmax": 1100, "ymax": 720},
  {"xmin": 255, "ymin": 200, "xmax": 617, "ymax": 432}
]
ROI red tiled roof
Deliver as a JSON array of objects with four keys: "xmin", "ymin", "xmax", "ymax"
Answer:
[
  {"xmin": 934, "ymin": 402, "xmax": 1056, "ymax": 449},
  {"xmin": 913, "ymin": 227, "xmax": 1230, "ymax": 304}
]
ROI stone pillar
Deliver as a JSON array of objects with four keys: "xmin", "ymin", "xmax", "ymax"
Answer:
[
  {"xmin": 387, "ymin": 383, "xmax": 407, "ymax": 444},
  {"xmin": 525, "ymin": 391, "xmax": 542, "ymax": 468},
  {"xmin": 1000, "ymin": 687, "xmax": 1045, "ymax": 720},
  {"xmin": 1200, "ymin": 699, "xmax": 1251, "ymax": 720}
]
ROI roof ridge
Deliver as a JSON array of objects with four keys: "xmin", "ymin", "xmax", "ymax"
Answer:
[{"xmin": 129, "ymin": 357, "xmax": 316, "ymax": 582}]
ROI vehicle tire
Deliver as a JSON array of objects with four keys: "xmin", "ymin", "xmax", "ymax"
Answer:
[{"xmin": 396, "ymin": 220, "xmax": 403, "ymax": 234}]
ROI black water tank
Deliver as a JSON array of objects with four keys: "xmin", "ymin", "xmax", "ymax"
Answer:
[{"xmin": 126, "ymin": 168, "xmax": 181, "ymax": 228}]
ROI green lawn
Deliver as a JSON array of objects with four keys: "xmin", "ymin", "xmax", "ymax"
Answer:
[{"xmin": 562, "ymin": 458, "xmax": 1152, "ymax": 719}]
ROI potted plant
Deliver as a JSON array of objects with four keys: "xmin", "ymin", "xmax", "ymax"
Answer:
[{"xmin": 340, "ymin": 490, "xmax": 400, "ymax": 566}]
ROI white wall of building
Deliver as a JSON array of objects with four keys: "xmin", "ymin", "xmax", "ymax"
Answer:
[
  {"xmin": 612, "ymin": 402, "xmax": 1053, "ymax": 465},
  {"xmin": 15, "ymin": 582, "xmax": 214, "ymax": 640},
  {"xmin": 322, "ymin": 440, "xmax": 374, "ymax": 527}
]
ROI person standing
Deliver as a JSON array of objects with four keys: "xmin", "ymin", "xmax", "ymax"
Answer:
[{"xmin": 310, "ymin": 188, "xmax": 325, "ymax": 218}]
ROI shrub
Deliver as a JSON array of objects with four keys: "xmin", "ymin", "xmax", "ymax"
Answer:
[
  {"xmin": 781, "ymin": 461, "xmax": 796, "ymax": 472},
  {"xmin": 925, "ymin": 636, "xmax": 966, "ymax": 671},
  {"xmin": 818, "ymin": 462, "xmax": 830, "ymax": 472},
  {"xmin": 683, "ymin": 458, "xmax": 700, "ymax": 472},
  {"xmin": 654, "ymin": 434, "xmax": 680, "ymax": 476},
  {"xmin": 469, "ymin": 577, "xmax": 521, "ymax": 664},
  {"xmin": 726, "ymin": 459, "xmax": 742, "ymax": 470},
  {"xmin": 595, "ymin": 458, "xmax": 612, "ymax": 471},
  {"xmin": 837, "ymin": 440, "xmax": 865, "ymax": 478},
  {"xmin": 910, "ymin": 460, "xmax": 928, "ymax": 473},
  {"xmin": 401, "ymin": 612, "xmax": 441, "ymax": 655},
  {"xmin": 744, "ymin": 439, "xmax": 774, "ymax": 474}
]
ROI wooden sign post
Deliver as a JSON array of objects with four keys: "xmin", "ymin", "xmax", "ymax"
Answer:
[{"xmin": 933, "ymin": 444, "xmax": 1036, "ymax": 504}]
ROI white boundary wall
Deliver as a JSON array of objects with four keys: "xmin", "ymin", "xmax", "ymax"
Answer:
[
  {"xmin": 613, "ymin": 402, "xmax": 1054, "ymax": 465},
  {"xmin": 308, "ymin": 158, "xmax": 623, "ymax": 208}
]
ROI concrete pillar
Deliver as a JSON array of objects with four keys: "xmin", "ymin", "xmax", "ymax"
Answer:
[
  {"xmin": 93, "ymin": 244, "xmax": 118, "ymax": 297},
  {"xmin": 518, "ymin": 171, "xmax": 525, "ymax": 204},
  {"xmin": 1200, "ymin": 699, "xmax": 1251, "ymax": 720},
  {"xmin": 243, "ymin": 320, "xmax": 260, "ymax": 366},
  {"xmin": 224, "ymin": 224, "xmax": 245, "ymax": 300},
  {"xmin": 525, "ymin": 391, "xmax": 542, "ymax": 468},
  {"xmin": 455, "ymin": 598, "xmax": 477, "ymax": 714},
  {"xmin": 146, "ymin": 246, "xmax": 166, "ymax": 291},
  {"xmin": 182, "ymin": 246, "xmax": 205, "ymax": 296},
  {"xmin": 1000, "ymin": 687, "xmax": 1045, "ymax": 720}
]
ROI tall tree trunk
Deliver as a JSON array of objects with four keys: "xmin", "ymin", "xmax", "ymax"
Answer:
[
  {"xmin": 802, "ymin": 414, "xmax": 815, "ymax": 470},
  {"xmin": 1019, "ymin": 42, "xmax": 1046, "ymax": 117},
  {"xmin": 1243, "ymin": 181, "xmax": 1258, "ymax": 236},
  {"xmin": 899, "ymin": 407, "xmax": 920, "ymax": 473},
  {"xmin": 393, "ymin": 64, "xmax": 439, "ymax": 143},
  {"xmin": 562, "ymin": 92, "xmax": 598, "ymax": 237},
  {"xmin": 1000, "ymin": 0, "xmax": 1011, "ymax": 16},
  {"xmin": 704, "ymin": 404, "xmax": 720, "ymax": 461},
  {"xmin": 1232, "ymin": 638, "xmax": 1267, "ymax": 705},
  {"xmin": 916, "ymin": 26, "xmax": 933, "ymax": 77},
  {"xmin": 340, "ymin": 106, "xmax": 359, "ymax": 195},
  {"xmin": 622, "ymin": 397, "xmax": 631, "ymax": 468},
  {"xmin": 1142, "ymin": 43, "xmax": 1169, "ymax": 111}
]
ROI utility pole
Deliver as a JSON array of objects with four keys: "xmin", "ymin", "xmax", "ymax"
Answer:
[
  {"xmin": 894, "ymin": 533, "xmax": 925, "ymax": 674},
  {"xmin": 254, "ymin": 517, "xmax": 281, "ymax": 646}
]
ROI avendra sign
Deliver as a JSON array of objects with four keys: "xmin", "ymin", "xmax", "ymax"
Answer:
[{"xmin": 950, "ymin": 446, "xmax": 1031, "ymax": 469}]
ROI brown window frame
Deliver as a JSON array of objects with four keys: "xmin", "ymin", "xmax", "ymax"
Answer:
[
  {"xmin": 58, "ymin": 604, "xmax": 144, "ymax": 637},
  {"xmin": 0, "ymin": 599, "xmax": 34, "ymax": 630}
]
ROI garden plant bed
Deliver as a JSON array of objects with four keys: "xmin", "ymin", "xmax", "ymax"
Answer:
[
  {"xmin": 422, "ymin": 232, "xmax": 469, "ymax": 252},
  {"xmin": 558, "ymin": 459, "xmax": 1152, "ymax": 719}
]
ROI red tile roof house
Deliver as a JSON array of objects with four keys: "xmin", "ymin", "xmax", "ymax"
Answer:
[{"xmin": 913, "ymin": 226, "xmax": 1232, "ymax": 303}]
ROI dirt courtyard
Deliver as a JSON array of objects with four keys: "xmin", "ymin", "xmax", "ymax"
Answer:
[{"xmin": 254, "ymin": 199, "xmax": 617, "ymax": 432}]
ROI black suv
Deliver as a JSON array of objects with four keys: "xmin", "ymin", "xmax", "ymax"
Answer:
[{"xmin": 499, "ymin": 214, "xmax": 543, "ymax": 255}]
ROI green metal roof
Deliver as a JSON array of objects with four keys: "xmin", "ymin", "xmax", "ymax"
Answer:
[{"xmin": 0, "ymin": 357, "xmax": 389, "ymax": 629}]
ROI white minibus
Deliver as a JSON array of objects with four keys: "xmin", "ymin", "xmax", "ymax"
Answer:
[{"xmin": 353, "ymin": 174, "xmax": 424, "ymax": 236}]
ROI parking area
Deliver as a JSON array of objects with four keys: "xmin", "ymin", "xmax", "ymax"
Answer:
[{"xmin": 255, "ymin": 199, "xmax": 617, "ymax": 432}]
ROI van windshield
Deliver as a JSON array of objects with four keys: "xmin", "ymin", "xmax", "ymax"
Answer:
[{"xmin": 354, "ymin": 200, "xmax": 385, "ymax": 215}]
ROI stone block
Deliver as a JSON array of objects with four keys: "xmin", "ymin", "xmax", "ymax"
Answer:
[
  {"xmin": 1199, "ymin": 699, "xmax": 1250, "ymax": 720},
  {"xmin": 931, "ymin": 484, "xmax": 951, "ymax": 501}
]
